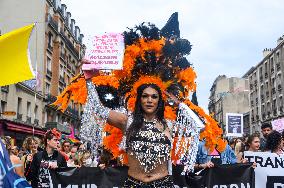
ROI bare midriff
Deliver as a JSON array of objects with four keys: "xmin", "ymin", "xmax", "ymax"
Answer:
[{"xmin": 127, "ymin": 152, "xmax": 168, "ymax": 183}]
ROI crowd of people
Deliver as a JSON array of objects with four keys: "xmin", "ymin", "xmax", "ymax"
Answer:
[
  {"xmin": 1, "ymin": 122, "xmax": 283, "ymax": 187},
  {"xmin": 1, "ymin": 128, "xmax": 120, "ymax": 187},
  {"xmin": 194, "ymin": 123, "xmax": 284, "ymax": 170}
]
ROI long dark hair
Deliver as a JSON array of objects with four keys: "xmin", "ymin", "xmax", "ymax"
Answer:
[
  {"xmin": 265, "ymin": 131, "xmax": 282, "ymax": 152},
  {"xmin": 126, "ymin": 84, "xmax": 166, "ymax": 142}
]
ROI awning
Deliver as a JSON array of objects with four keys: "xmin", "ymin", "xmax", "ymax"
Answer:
[{"xmin": 5, "ymin": 122, "xmax": 45, "ymax": 136}]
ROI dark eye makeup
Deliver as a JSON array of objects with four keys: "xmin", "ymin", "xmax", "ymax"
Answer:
[{"xmin": 142, "ymin": 94, "xmax": 159, "ymax": 99}]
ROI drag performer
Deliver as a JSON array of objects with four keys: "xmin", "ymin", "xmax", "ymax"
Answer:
[{"xmin": 53, "ymin": 12, "xmax": 226, "ymax": 187}]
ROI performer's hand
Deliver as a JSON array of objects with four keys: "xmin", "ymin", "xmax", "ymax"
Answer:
[{"xmin": 81, "ymin": 58, "xmax": 99, "ymax": 79}]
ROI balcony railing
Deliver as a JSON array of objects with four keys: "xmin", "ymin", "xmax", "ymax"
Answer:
[
  {"xmin": 278, "ymin": 85, "xmax": 282, "ymax": 91},
  {"xmin": 45, "ymin": 94, "xmax": 57, "ymax": 104},
  {"xmin": 34, "ymin": 119, "xmax": 39, "ymax": 126},
  {"xmin": 265, "ymin": 73, "xmax": 268, "ymax": 78},
  {"xmin": 16, "ymin": 113, "xmax": 23, "ymax": 121},
  {"xmin": 26, "ymin": 116, "xmax": 31, "ymax": 124}
]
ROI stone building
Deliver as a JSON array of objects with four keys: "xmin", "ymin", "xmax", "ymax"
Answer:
[
  {"xmin": 208, "ymin": 75, "xmax": 250, "ymax": 134},
  {"xmin": 243, "ymin": 36, "xmax": 284, "ymax": 134},
  {"xmin": 0, "ymin": 0, "xmax": 85, "ymax": 144}
]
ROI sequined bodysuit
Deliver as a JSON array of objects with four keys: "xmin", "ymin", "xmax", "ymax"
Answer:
[{"xmin": 127, "ymin": 120, "xmax": 171, "ymax": 173}]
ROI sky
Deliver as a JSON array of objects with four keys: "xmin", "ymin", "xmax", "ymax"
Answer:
[{"xmin": 62, "ymin": 0, "xmax": 284, "ymax": 111}]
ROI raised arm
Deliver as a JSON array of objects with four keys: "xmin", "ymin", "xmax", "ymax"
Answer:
[{"xmin": 85, "ymin": 79, "xmax": 127, "ymax": 131}]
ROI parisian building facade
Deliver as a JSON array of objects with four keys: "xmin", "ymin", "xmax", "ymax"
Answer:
[
  {"xmin": 0, "ymin": 0, "xmax": 85, "ymax": 145},
  {"xmin": 244, "ymin": 37, "xmax": 284, "ymax": 134}
]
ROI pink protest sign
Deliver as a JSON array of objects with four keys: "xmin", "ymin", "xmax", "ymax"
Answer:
[
  {"xmin": 82, "ymin": 33, "xmax": 124, "ymax": 70},
  {"xmin": 271, "ymin": 118, "xmax": 284, "ymax": 133}
]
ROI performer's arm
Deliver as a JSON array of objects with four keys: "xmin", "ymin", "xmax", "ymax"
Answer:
[{"xmin": 85, "ymin": 78, "xmax": 127, "ymax": 131}]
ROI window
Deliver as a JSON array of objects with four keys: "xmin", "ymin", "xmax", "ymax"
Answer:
[
  {"xmin": 276, "ymin": 52, "xmax": 280, "ymax": 62},
  {"xmin": 60, "ymin": 42, "xmax": 65, "ymax": 57},
  {"xmin": 34, "ymin": 105, "xmax": 38, "ymax": 120},
  {"xmin": 47, "ymin": 57, "xmax": 52, "ymax": 71},
  {"xmin": 17, "ymin": 97, "xmax": 22, "ymax": 114},
  {"xmin": 46, "ymin": 82, "xmax": 50, "ymax": 94},
  {"xmin": 27, "ymin": 102, "xmax": 31, "ymax": 117},
  {"xmin": 273, "ymin": 99, "xmax": 276, "ymax": 110},
  {"xmin": 60, "ymin": 65, "xmax": 64, "ymax": 78},
  {"xmin": 48, "ymin": 32, "xmax": 53, "ymax": 49},
  {"xmin": 272, "ymin": 78, "xmax": 275, "ymax": 87},
  {"xmin": 1, "ymin": 100, "xmax": 7, "ymax": 113}
]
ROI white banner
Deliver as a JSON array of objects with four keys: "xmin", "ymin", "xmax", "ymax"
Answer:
[
  {"xmin": 226, "ymin": 113, "xmax": 243, "ymax": 137},
  {"xmin": 244, "ymin": 151, "xmax": 284, "ymax": 188},
  {"xmin": 83, "ymin": 33, "xmax": 124, "ymax": 70}
]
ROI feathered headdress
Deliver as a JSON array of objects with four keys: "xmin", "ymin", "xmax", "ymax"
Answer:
[{"xmin": 52, "ymin": 13, "xmax": 226, "ymax": 166}]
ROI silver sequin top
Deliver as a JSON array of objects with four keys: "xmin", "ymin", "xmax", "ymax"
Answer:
[{"xmin": 127, "ymin": 119, "xmax": 171, "ymax": 173}]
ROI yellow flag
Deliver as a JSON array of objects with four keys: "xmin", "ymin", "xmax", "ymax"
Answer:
[{"xmin": 0, "ymin": 24, "xmax": 35, "ymax": 86}]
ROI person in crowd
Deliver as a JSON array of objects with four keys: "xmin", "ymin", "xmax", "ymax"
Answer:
[
  {"xmin": 79, "ymin": 150, "xmax": 95, "ymax": 167},
  {"xmin": 27, "ymin": 128, "xmax": 67, "ymax": 188},
  {"xmin": 21, "ymin": 136, "xmax": 38, "ymax": 178},
  {"xmin": 34, "ymin": 136, "xmax": 44, "ymax": 152},
  {"xmin": 265, "ymin": 130, "xmax": 284, "ymax": 155},
  {"xmin": 195, "ymin": 140, "xmax": 237, "ymax": 170},
  {"xmin": 10, "ymin": 146, "xmax": 19, "ymax": 156},
  {"xmin": 234, "ymin": 141, "xmax": 245, "ymax": 163},
  {"xmin": 260, "ymin": 123, "xmax": 272, "ymax": 151},
  {"xmin": 3, "ymin": 136, "xmax": 24, "ymax": 177},
  {"xmin": 61, "ymin": 140, "xmax": 71, "ymax": 157},
  {"xmin": 247, "ymin": 134, "xmax": 260, "ymax": 152},
  {"xmin": 234, "ymin": 138, "xmax": 243, "ymax": 150},
  {"xmin": 78, "ymin": 143, "xmax": 85, "ymax": 153},
  {"xmin": 67, "ymin": 145, "xmax": 79, "ymax": 167},
  {"xmin": 229, "ymin": 139, "xmax": 236, "ymax": 150}
]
